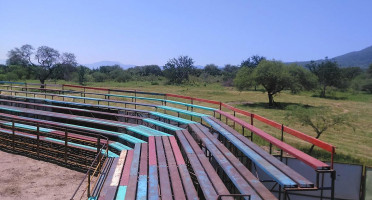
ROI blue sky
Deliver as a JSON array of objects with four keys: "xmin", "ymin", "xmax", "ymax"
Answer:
[{"xmin": 1, "ymin": 0, "xmax": 371, "ymax": 66}]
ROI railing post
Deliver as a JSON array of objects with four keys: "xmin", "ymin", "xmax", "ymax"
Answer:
[
  {"xmin": 37, "ymin": 124, "xmax": 40, "ymax": 158},
  {"xmin": 250, "ymin": 114, "xmax": 254, "ymax": 141},
  {"xmin": 280, "ymin": 124, "xmax": 284, "ymax": 161},
  {"xmin": 65, "ymin": 129, "xmax": 68, "ymax": 164},
  {"xmin": 87, "ymin": 171, "xmax": 91, "ymax": 198},
  {"xmin": 12, "ymin": 120, "xmax": 15, "ymax": 151},
  {"xmin": 97, "ymin": 135, "xmax": 101, "ymax": 172},
  {"xmin": 233, "ymin": 111, "xmax": 236, "ymax": 129}
]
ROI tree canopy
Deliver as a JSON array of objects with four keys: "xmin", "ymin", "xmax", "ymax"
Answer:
[
  {"xmin": 234, "ymin": 60, "xmax": 317, "ymax": 106},
  {"xmin": 6, "ymin": 44, "xmax": 77, "ymax": 87},
  {"xmin": 163, "ymin": 56, "xmax": 195, "ymax": 84},
  {"xmin": 306, "ymin": 59, "xmax": 342, "ymax": 97}
]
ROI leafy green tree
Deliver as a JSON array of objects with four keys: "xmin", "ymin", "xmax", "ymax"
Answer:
[
  {"xmin": 203, "ymin": 64, "xmax": 221, "ymax": 76},
  {"xmin": 234, "ymin": 66, "xmax": 255, "ymax": 91},
  {"xmin": 235, "ymin": 60, "xmax": 316, "ymax": 106},
  {"xmin": 254, "ymin": 60, "xmax": 292, "ymax": 106},
  {"xmin": 287, "ymin": 64, "xmax": 317, "ymax": 94},
  {"xmin": 240, "ymin": 55, "xmax": 265, "ymax": 90},
  {"xmin": 306, "ymin": 59, "xmax": 342, "ymax": 97},
  {"xmin": 92, "ymin": 72, "xmax": 107, "ymax": 82},
  {"xmin": 241, "ymin": 55, "xmax": 265, "ymax": 68},
  {"xmin": 7, "ymin": 44, "xmax": 77, "ymax": 87},
  {"xmin": 77, "ymin": 65, "xmax": 90, "ymax": 85},
  {"xmin": 286, "ymin": 106, "xmax": 352, "ymax": 154},
  {"xmin": 163, "ymin": 56, "xmax": 195, "ymax": 84},
  {"xmin": 368, "ymin": 63, "xmax": 372, "ymax": 78},
  {"xmin": 221, "ymin": 64, "xmax": 239, "ymax": 86}
]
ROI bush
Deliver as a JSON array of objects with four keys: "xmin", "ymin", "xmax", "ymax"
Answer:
[
  {"xmin": 362, "ymin": 80, "xmax": 372, "ymax": 93},
  {"xmin": 115, "ymin": 71, "xmax": 132, "ymax": 82}
]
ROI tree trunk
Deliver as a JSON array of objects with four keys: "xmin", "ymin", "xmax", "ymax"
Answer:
[
  {"xmin": 308, "ymin": 133, "xmax": 322, "ymax": 154},
  {"xmin": 268, "ymin": 93, "xmax": 274, "ymax": 107},
  {"xmin": 40, "ymin": 79, "xmax": 45, "ymax": 89},
  {"xmin": 254, "ymin": 85, "xmax": 257, "ymax": 91},
  {"xmin": 320, "ymin": 85, "xmax": 326, "ymax": 98}
]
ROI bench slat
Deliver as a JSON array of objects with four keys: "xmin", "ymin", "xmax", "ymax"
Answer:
[
  {"xmin": 202, "ymin": 117, "xmax": 297, "ymax": 188},
  {"xmin": 162, "ymin": 136, "xmax": 186, "ymax": 200},
  {"xmin": 216, "ymin": 110, "xmax": 329, "ymax": 170},
  {"xmin": 148, "ymin": 137, "xmax": 159, "ymax": 200},
  {"xmin": 155, "ymin": 136, "xmax": 173, "ymax": 199},
  {"xmin": 209, "ymin": 117, "xmax": 314, "ymax": 188},
  {"xmin": 136, "ymin": 143, "xmax": 148, "ymax": 200},
  {"xmin": 125, "ymin": 144, "xmax": 141, "ymax": 199}
]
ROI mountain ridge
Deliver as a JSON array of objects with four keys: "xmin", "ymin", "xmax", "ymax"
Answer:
[{"xmin": 288, "ymin": 45, "xmax": 372, "ymax": 68}]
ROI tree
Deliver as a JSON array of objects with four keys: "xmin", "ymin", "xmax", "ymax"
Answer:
[
  {"xmin": 77, "ymin": 65, "xmax": 90, "ymax": 85},
  {"xmin": 287, "ymin": 106, "xmax": 352, "ymax": 154},
  {"xmin": 203, "ymin": 64, "xmax": 221, "ymax": 76},
  {"xmin": 368, "ymin": 63, "xmax": 372, "ymax": 78},
  {"xmin": 163, "ymin": 56, "xmax": 195, "ymax": 84},
  {"xmin": 6, "ymin": 44, "xmax": 77, "ymax": 87},
  {"xmin": 254, "ymin": 60, "xmax": 292, "ymax": 106},
  {"xmin": 240, "ymin": 55, "xmax": 266, "ymax": 90},
  {"xmin": 241, "ymin": 55, "xmax": 265, "ymax": 68},
  {"xmin": 287, "ymin": 64, "xmax": 317, "ymax": 94},
  {"xmin": 235, "ymin": 60, "xmax": 316, "ymax": 106},
  {"xmin": 234, "ymin": 66, "xmax": 255, "ymax": 91},
  {"xmin": 306, "ymin": 59, "xmax": 342, "ymax": 97},
  {"xmin": 6, "ymin": 44, "xmax": 34, "ymax": 79}
]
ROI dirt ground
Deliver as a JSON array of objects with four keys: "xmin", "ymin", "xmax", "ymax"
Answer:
[{"xmin": 0, "ymin": 150, "xmax": 87, "ymax": 200}]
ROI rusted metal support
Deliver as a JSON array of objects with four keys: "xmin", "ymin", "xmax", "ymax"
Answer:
[
  {"xmin": 331, "ymin": 170, "xmax": 336, "ymax": 200},
  {"xmin": 12, "ymin": 120, "xmax": 15, "ymax": 151},
  {"xmin": 97, "ymin": 135, "xmax": 101, "ymax": 172},
  {"xmin": 250, "ymin": 113, "xmax": 254, "ymax": 141},
  {"xmin": 217, "ymin": 194, "xmax": 251, "ymax": 200},
  {"xmin": 37, "ymin": 124, "xmax": 40, "ymax": 158},
  {"xmin": 65, "ymin": 129, "xmax": 68, "ymax": 164},
  {"xmin": 233, "ymin": 111, "xmax": 236, "ymax": 129},
  {"xmin": 87, "ymin": 171, "xmax": 91, "ymax": 198},
  {"xmin": 280, "ymin": 124, "xmax": 284, "ymax": 161}
]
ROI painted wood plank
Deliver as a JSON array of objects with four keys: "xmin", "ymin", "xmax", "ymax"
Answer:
[{"xmin": 155, "ymin": 136, "xmax": 173, "ymax": 199}]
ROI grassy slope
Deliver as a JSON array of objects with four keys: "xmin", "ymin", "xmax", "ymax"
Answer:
[{"xmin": 20, "ymin": 80, "xmax": 372, "ymax": 166}]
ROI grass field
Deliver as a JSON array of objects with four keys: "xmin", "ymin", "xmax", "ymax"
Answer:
[{"xmin": 11, "ymin": 80, "xmax": 372, "ymax": 166}]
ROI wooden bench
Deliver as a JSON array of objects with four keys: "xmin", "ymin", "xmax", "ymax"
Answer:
[
  {"xmin": 213, "ymin": 110, "xmax": 330, "ymax": 170},
  {"xmin": 188, "ymin": 124, "xmax": 278, "ymax": 200},
  {"xmin": 107, "ymin": 136, "xmax": 198, "ymax": 200},
  {"xmin": 175, "ymin": 129, "xmax": 234, "ymax": 200},
  {"xmin": 201, "ymin": 116, "xmax": 314, "ymax": 190}
]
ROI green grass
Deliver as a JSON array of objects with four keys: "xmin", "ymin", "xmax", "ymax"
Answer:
[{"xmin": 8, "ymin": 79, "xmax": 372, "ymax": 166}]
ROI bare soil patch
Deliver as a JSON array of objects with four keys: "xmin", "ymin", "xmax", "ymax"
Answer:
[{"xmin": 0, "ymin": 150, "xmax": 86, "ymax": 200}]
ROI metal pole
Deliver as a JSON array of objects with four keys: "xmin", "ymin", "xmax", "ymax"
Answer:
[
  {"xmin": 12, "ymin": 120, "xmax": 15, "ymax": 151},
  {"xmin": 65, "ymin": 129, "xmax": 68, "ymax": 164},
  {"xmin": 87, "ymin": 171, "xmax": 91, "ymax": 198},
  {"xmin": 280, "ymin": 124, "xmax": 284, "ymax": 161},
  {"xmin": 37, "ymin": 124, "xmax": 40, "ymax": 158},
  {"xmin": 97, "ymin": 135, "xmax": 101, "ymax": 172},
  {"xmin": 233, "ymin": 111, "xmax": 236, "ymax": 129},
  {"xmin": 250, "ymin": 114, "xmax": 254, "ymax": 141}
]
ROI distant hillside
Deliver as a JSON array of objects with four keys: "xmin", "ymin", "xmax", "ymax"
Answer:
[
  {"xmin": 290, "ymin": 45, "xmax": 372, "ymax": 68},
  {"xmin": 85, "ymin": 61, "xmax": 135, "ymax": 69}
]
